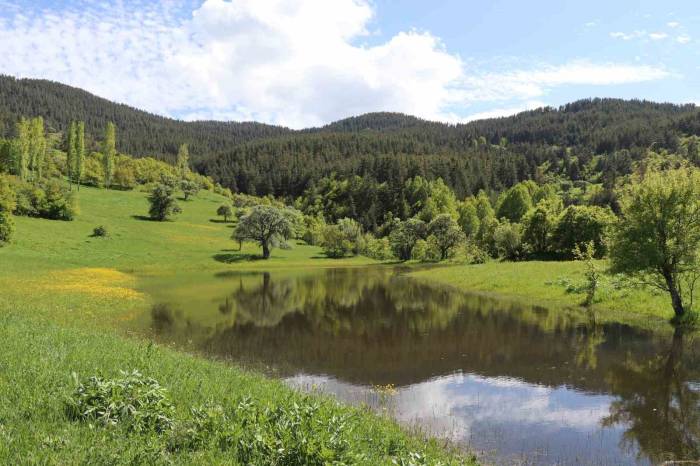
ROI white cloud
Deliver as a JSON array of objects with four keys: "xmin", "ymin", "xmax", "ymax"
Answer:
[
  {"xmin": 649, "ymin": 32, "xmax": 668, "ymax": 40},
  {"xmin": 667, "ymin": 21, "xmax": 680, "ymax": 28},
  {"xmin": 457, "ymin": 61, "xmax": 669, "ymax": 103},
  {"xmin": 610, "ymin": 30, "xmax": 645, "ymax": 40},
  {"xmin": 677, "ymin": 34, "xmax": 692, "ymax": 44},
  {"xmin": 0, "ymin": 0, "xmax": 674, "ymax": 128},
  {"xmin": 462, "ymin": 100, "xmax": 546, "ymax": 122}
]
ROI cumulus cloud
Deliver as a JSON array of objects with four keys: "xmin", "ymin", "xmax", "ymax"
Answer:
[
  {"xmin": 0, "ymin": 0, "xmax": 672, "ymax": 127},
  {"xmin": 677, "ymin": 34, "xmax": 692, "ymax": 44}
]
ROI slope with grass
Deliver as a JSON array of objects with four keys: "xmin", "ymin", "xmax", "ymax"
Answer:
[{"xmin": 0, "ymin": 186, "xmax": 471, "ymax": 465}]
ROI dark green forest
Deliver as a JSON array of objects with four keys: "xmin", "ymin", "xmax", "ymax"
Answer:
[{"xmin": 2, "ymin": 75, "xmax": 700, "ymax": 201}]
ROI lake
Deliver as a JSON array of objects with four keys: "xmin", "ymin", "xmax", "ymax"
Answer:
[{"xmin": 130, "ymin": 266, "xmax": 700, "ymax": 465}]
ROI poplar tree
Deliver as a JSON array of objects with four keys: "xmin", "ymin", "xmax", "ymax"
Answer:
[
  {"xmin": 13, "ymin": 118, "xmax": 30, "ymax": 181},
  {"xmin": 66, "ymin": 121, "xmax": 76, "ymax": 188},
  {"xmin": 74, "ymin": 121, "xmax": 85, "ymax": 190},
  {"xmin": 176, "ymin": 143, "xmax": 189, "ymax": 178},
  {"xmin": 103, "ymin": 122, "xmax": 116, "ymax": 187},
  {"xmin": 29, "ymin": 117, "xmax": 46, "ymax": 180}
]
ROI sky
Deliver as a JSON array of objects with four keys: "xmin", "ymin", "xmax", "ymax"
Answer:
[{"xmin": 0, "ymin": 0, "xmax": 698, "ymax": 128}]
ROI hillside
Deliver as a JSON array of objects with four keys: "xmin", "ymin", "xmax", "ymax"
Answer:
[
  {"xmin": 2, "ymin": 76, "xmax": 700, "ymax": 197},
  {"xmin": 0, "ymin": 75, "xmax": 292, "ymax": 161}
]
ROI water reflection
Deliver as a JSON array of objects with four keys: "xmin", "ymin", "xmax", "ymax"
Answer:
[{"xmin": 137, "ymin": 267, "xmax": 700, "ymax": 465}]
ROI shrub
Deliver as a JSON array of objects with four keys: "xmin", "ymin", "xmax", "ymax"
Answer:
[
  {"xmin": 14, "ymin": 179, "xmax": 76, "ymax": 220},
  {"xmin": 180, "ymin": 179, "xmax": 200, "ymax": 201},
  {"xmin": 216, "ymin": 204, "xmax": 233, "ymax": 222},
  {"xmin": 148, "ymin": 184, "xmax": 181, "ymax": 221},
  {"xmin": 321, "ymin": 224, "xmax": 353, "ymax": 258},
  {"xmin": 65, "ymin": 370, "xmax": 175, "ymax": 433},
  {"xmin": 0, "ymin": 210, "xmax": 14, "ymax": 246},
  {"xmin": 82, "ymin": 155, "xmax": 105, "ymax": 187},
  {"xmin": 552, "ymin": 205, "xmax": 615, "ymax": 258},
  {"xmin": 494, "ymin": 220, "xmax": 525, "ymax": 261},
  {"xmin": 112, "ymin": 165, "xmax": 136, "ymax": 190},
  {"xmin": 92, "ymin": 225, "xmax": 109, "ymax": 237},
  {"xmin": 361, "ymin": 234, "xmax": 394, "ymax": 260}
]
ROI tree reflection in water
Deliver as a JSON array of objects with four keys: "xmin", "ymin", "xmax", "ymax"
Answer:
[{"xmin": 142, "ymin": 267, "xmax": 700, "ymax": 464}]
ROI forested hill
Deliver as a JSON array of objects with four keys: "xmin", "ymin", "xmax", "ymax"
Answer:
[
  {"xmin": 2, "ymin": 75, "xmax": 700, "ymax": 197},
  {"xmin": 201, "ymin": 99, "xmax": 700, "ymax": 197},
  {"xmin": 0, "ymin": 75, "xmax": 291, "ymax": 161}
]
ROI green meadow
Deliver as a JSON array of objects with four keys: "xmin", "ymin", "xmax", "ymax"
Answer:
[
  {"xmin": 0, "ymin": 186, "xmax": 471, "ymax": 465},
  {"xmin": 410, "ymin": 260, "xmax": 677, "ymax": 332}
]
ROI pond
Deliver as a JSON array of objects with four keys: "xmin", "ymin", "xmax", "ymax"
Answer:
[{"xmin": 129, "ymin": 267, "xmax": 700, "ymax": 465}]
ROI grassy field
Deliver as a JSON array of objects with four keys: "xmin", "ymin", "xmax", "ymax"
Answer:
[
  {"xmin": 410, "ymin": 260, "xmax": 678, "ymax": 331},
  {"xmin": 0, "ymin": 186, "xmax": 471, "ymax": 465}
]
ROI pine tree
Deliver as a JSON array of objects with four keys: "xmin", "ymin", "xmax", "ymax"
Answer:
[
  {"xmin": 74, "ymin": 121, "xmax": 85, "ymax": 190},
  {"xmin": 176, "ymin": 143, "xmax": 189, "ymax": 178},
  {"xmin": 103, "ymin": 122, "xmax": 116, "ymax": 187}
]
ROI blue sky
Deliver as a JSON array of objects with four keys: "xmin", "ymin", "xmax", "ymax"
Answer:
[{"xmin": 0, "ymin": 0, "xmax": 697, "ymax": 127}]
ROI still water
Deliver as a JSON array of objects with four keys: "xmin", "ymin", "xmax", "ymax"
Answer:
[{"xmin": 131, "ymin": 267, "xmax": 700, "ymax": 465}]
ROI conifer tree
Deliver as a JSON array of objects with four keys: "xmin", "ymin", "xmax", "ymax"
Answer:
[{"xmin": 103, "ymin": 122, "xmax": 116, "ymax": 187}]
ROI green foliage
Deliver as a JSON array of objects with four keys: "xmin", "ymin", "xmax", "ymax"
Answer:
[
  {"xmin": 82, "ymin": 154, "xmax": 105, "ymax": 187},
  {"xmin": 360, "ymin": 234, "xmax": 394, "ymax": 260},
  {"xmin": 179, "ymin": 179, "xmax": 200, "ymax": 201},
  {"xmin": 216, "ymin": 204, "xmax": 233, "ymax": 222},
  {"xmin": 0, "ymin": 210, "xmax": 14, "ymax": 246},
  {"xmin": 148, "ymin": 184, "xmax": 181, "ymax": 221},
  {"xmin": 496, "ymin": 183, "xmax": 532, "ymax": 223},
  {"xmin": 610, "ymin": 168, "xmax": 700, "ymax": 318},
  {"xmin": 574, "ymin": 241, "xmax": 599, "ymax": 306},
  {"xmin": 389, "ymin": 218, "xmax": 427, "ymax": 261},
  {"xmin": 103, "ymin": 122, "xmax": 116, "ymax": 187},
  {"xmin": 13, "ymin": 178, "xmax": 76, "ymax": 220},
  {"xmin": 65, "ymin": 370, "xmax": 175, "ymax": 433},
  {"xmin": 522, "ymin": 202, "xmax": 557, "ymax": 256},
  {"xmin": 233, "ymin": 205, "xmax": 295, "ymax": 259},
  {"xmin": 176, "ymin": 143, "xmax": 189, "ymax": 178},
  {"xmin": 457, "ymin": 199, "xmax": 480, "ymax": 238},
  {"xmin": 112, "ymin": 163, "xmax": 137, "ymax": 190},
  {"xmin": 301, "ymin": 214, "xmax": 326, "ymax": 246},
  {"xmin": 427, "ymin": 214, "xmax": 465, "ymax": 260},
  {"xmin": 0, "ymin": 174, "xmax": 17, "ymax": 212},
  {"xmin": 552, "ymin": 205, "xmax": 614, "ymax": 258},
  {"xmin": 321, "ymin": 218, "xmax": 363, "ymax": 258},
  {"xmin": 321, "ymin": 224, "xmax": 353, "ymax": 258},
  {"xmin": 493, "ymin": 220, "xmax": 525, "ymax": 261},
  {"xmin": 92, "ymin": 225, "xmax": 109, "ymax": 237}
]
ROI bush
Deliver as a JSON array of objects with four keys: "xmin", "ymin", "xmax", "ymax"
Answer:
[
  {"xmin": 360, "ymin": 234, "xmax": 394, "ymax": 260},
  {"xmin": 14, "ymin": 179, "xmax": 76, "ymax": 220},
  {"xmin": 148, "ymin": 184, "xmax": 181, "ymax": 221},
  {"xmin": 65, "ymin": 370, "xmax": 175, "ymax": 433},
  {"xmin": 0, "ymin": 210, "xmax": 14, "ymax": 246},
  {"xmin": 92, "ymin": 225, "xmax": 109, "ymax": 237},
  {"xmin": 321, "ymin": 224, "xmax": 353, "ymax": 258},
  {"xmin": 494, "ymin": 220, "xmax": 525, "ymax": 260},
  {"xmin": 552, "ymin": 205, "xmax": 615, "ymax": 258},
  {"xmin": 82, "ymin": 155, "xmax": 105, "ymax": 187},
  {"xmin": 216, "ymin": 204, "xmax": 233, "ymax": 222},
  {"xmin": 112, "ymin": 165, "xmax": 136, "ymax": 190},
  {"xmin": 180, "ymin": 180, "xmax": 200, "ymax": 201}
]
